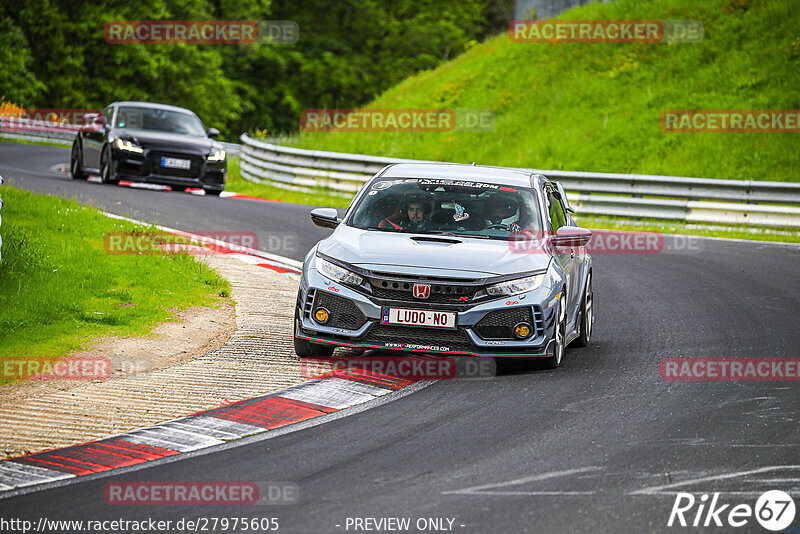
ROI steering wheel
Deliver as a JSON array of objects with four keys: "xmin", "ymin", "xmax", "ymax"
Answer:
[{"xmin": 486, "ymin": 223, "xmax": 508, "ymax": 230}]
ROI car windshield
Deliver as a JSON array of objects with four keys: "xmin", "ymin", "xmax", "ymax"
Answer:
[
  {"xmin": 115, "ymin": 107, "xmax": 206, "ymax": 136},
  {"xmin": 348, "ymin": 177, "xmax": 542, "ymax": 240}
]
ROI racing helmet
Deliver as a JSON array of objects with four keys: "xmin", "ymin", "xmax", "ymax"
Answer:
[{"xmin": 485, "ymin": 192, "xmax": 520, "ymax": 224}]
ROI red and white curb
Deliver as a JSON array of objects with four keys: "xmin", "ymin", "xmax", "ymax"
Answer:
[
  {"xmin": 0, "ymin": 367, "xmax": 422, "ymax": 495},
  {"xmin": 85, "ymin": 176, "xmax": 280, "ymax": 204}
]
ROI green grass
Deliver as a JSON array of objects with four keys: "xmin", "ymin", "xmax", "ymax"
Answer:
[
  {"xmin": 0, "ymin": 186, "xmax": 231, "ymax": 367},
  {"xmin": 0, "ymin": 135, "xmax": 72, "ymax": 149},
  {"xmin": 284, "ymin": 0, "xmax": 800, "ymax": 182}
]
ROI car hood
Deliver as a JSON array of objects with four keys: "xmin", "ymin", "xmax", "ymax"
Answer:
[
  {"xmin": 317, "ymin": 225, "xmax": 551, "ymax": 278},
  {"xmin": 113, "ymin": 128, "xmax": 217, "ymax": 154}
]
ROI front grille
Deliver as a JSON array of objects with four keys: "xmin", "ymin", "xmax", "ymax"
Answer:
[
  {"xmin": 362, "ymin": 324, "xmax": 473, "ymax": 350},
  {"xmin": 366, "ymin": 273, "xmax": 483, "ymax": 306},
  {"xmin": 474, "ymin": 306, "xmax": 536, "ymax": 340},
  {"xmin": 313, "ymin": 291, "xmax": 367, "ymax": 330},
  {"xmin": 148, "ymin": 151, "xmax": 203, "ymax": 178},
  {"xmin": 370, "ymin": 284, "xmax": 476, "ymax": 304}
]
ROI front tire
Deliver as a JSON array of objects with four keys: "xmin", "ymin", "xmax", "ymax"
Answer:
[
  {"xmin": 204, "ymin": 188, "xmax": 222, "ymax": 196},
  {"xmin": 570, "ymin": 272, "xmax": 593, "ymax": 348},
  {"xmin": 70, "ymin": 140, "xmax": 88, "ymax": 180},
  {"xmin": 293, "ymin": 310, "xmax": 335, "ymax": 358},
  {"xmin": 100, "ymin": 145, "xmax": 119, "ymax": 185},
  {"xmin": 543, "ymin": 296, "xmax": 567, "ymax": 369}
]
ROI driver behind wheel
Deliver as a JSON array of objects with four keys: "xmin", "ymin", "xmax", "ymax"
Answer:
[
  {"xmin": 379, "ymin": 192, "xmax": 432, "ymax": 232},
  {"xmin": 484, "ymin": 193, "xmax": 522, "ymax": 232}
]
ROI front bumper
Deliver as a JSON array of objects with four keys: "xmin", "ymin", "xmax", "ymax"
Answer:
[
  {"xmin": 111, "ymin": 147, "xmax": 226, "ymax": 191},
  {"xmin": 295, "ymin": 263, "xmax": 562, "ymax": 358}
]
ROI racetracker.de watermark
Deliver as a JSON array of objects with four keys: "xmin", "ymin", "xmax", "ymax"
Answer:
[
  {"xmin": 300, "ymin": 356, "xmax": 496, "ymax": 381},
  {"xmin": 104, "ymin": 20, "xmax": 298, "ymax": 44},
  {"xmin": 103, "ymin": 231, "xmax": 297, "ymax": 256},
  {"xmin": 661, "ymin": 358, "xmax": 800, "ymax": 381},
  {"xmin": 0, "ymin": 108, "xmax": 101, "ymax": 134},
  {"xmin": 104, "ymin": 481, "xmax": 298, "ymax": 505},
  {"xmin": 300, "ymin": 108, "xmax": 496, "ymax": 132},
  {"xmin": 661, "ymin": 110, "xmax": 800, "ymax": 132},
  {"xmin": 1, "ymin": 356, "xmax": 111, "ymax": 381},
  {"xmin": 509, "ymin": 19, "xmax": 703, "ymax": 43},
  {"xmin": 508, "ymin": 229, "xmax": 703, "ymax": 255}
]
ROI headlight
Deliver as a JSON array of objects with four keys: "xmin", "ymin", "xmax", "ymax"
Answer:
[
  {"xmin": 315, "ymin": 256, "xmax": 363, "ymax": 286},
  {"xmin": 486, "ymin": 273, "xmax": 545, "ymax": 297},
  {"xmin": 207, "ymin": 149, "xmax": 226, "ymax": 161},
  {"xmin": 114, "ymin": 138, "xmax": 143, "ymax": 153}
]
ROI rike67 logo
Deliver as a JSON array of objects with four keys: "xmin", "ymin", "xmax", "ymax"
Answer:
[{"xmin": 668, "ymin": 490, "xmax": 795, "ymax": 531}]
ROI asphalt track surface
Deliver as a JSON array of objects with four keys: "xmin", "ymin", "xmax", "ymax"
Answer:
[{"xmin": 1, "ymin": 141, "xmax": 799, "ymax": 533}]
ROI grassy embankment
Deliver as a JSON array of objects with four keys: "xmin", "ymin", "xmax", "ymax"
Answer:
[{"xmin": 0, "ymin": 186, "xmax": 230, "ymax": 378}]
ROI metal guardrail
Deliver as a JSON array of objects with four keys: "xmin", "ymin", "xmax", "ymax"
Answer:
[
  {"xmin": 239, "ymin": 133, "xmax": 800, "ymax": 228},
  {"xmin": 2, "ymin": 127, "xmax": 799, "ymax": 228}
]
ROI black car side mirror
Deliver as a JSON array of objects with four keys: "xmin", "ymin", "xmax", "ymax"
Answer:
[
  {"xmin": 310, "ymin": 208, "xmax": 340, "ymax": 229},
  {"xmin": 207, "ymin": 127, "xmax": 220, "ymax": 138}
]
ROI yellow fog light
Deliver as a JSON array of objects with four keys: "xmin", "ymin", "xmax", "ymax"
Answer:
[
  {"xmin": 314, "ymin": 308, "xmax": 330, "ymax": 324},
  {"xmin": 514, "ymin": 322, "xmax": 532, "ymax": 339}
]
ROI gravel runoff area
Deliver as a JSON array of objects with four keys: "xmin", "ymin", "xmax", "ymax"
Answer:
[{"xmin": 0, "ymin": 255, "xmax": 304, "ymax": 459}]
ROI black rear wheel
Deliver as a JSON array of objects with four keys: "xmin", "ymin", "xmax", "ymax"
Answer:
[
  {"xmin": 70, "ymin": 140, "xmax": 88, "ymax": 180},
  {"xmin": 204, "ymin": 189, "xmax": 222, "ymax": 196},
  {"xmin": 172, "ymin": 186, "xmax": 188, "ymax": 192}
]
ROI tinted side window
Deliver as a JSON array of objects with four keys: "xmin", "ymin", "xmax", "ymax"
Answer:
[{"xmin": 102, "ymin": 107, "xmax": 112, "ymax": 125}]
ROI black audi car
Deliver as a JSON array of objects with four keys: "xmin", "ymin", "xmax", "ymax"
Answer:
[{"xmin": 70, "ymin": 101, "xmax": 227, "ymax": 195}]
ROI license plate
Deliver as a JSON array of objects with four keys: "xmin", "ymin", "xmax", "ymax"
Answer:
[
  {"xmin": 161, "ymin": 157, "xmax": 191, "ymax": 169},
  {"xmin": 381, "ymin": 307, "xmax": 456, "ymax": 329}
]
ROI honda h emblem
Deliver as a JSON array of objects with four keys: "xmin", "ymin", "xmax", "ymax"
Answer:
[{"xmin": 412, "ymin": 284, "xmax": 431, "ymax": 299}]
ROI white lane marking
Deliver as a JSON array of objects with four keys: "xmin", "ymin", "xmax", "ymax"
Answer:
[
  {"xmin": 170, "ymin": 415, "xmax": 265, "ymax": 440},
  {"xmin": 442, "ymin": 466, "xmax": 603, "ymax": 496},
  {"xmin": 0, "ymin": 462, "xmax": 74, "ymax": 489},
  {"xmin": 278, "ymin": 379, "xmax": 380, "ymax": 410},
  {"xmin": 118, "ymin": 425, "xmax": 224, "ymax": 452},
  {"xmin": 321, "ymin": 377, "xmax": 394, "ymax": 398},
  {"xmin": 631, "ymin": 465, "xmax": 800, "ymax": 495}
]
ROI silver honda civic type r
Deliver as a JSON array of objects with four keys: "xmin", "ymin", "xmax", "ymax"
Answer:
[{"xmin": 294, "ymin": 163, "xmax": 594, "ymax": 368}]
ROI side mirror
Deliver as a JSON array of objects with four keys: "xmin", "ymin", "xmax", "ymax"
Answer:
[
  {"xmin": 552, "ymin": 226, "xmax": 591, "ymax": 248},
  {"xmin": 83, "ymin": 114, "xmax": 103, "ymax": 132},
  {"xmin": 310, "ymin": 207, "xmax": 340, "ymax": 229},
  {"xmin": 207, "ymin": 127, "xmax": 220, "ymax": 138}
]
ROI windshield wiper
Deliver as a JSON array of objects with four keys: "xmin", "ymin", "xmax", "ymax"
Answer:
[{"xmin": 441, "ymin": 232, "xmax": 491, "ymax": 239}]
